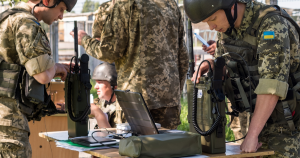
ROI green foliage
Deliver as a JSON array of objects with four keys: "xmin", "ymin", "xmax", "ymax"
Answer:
[
  {"xmin": 225, "ymin": 115, "xmax": 235, "ymax": 142},
  {"xmin": 94, "ymin": 2, "xmax": 99, "ymax": 11},
  {"xmin": 0, "ymin": 0, "xmax": 28, "ymax": 6},
  {"xmin": 81, "ymin": 0, "xmax": 99, "ymax": 13},
  {"xmin": 90, "ymin": 79, "xmax": 98, "ymax": 100},
  {"xmin": 225, "ymin": 98, "xmax": 235, "ymax": 142},
  {"xmin": 177, "ymin": 98, "xmax": 189, "ymax": 131}
]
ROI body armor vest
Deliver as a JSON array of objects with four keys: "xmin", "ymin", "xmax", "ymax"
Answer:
[
  {"xmin": 222, "ymin": 5, "xmax": 300, "ymax": 134},
  {"xmin": 0, "ymin": 9, "xmax": 57, "ymax": 121}
]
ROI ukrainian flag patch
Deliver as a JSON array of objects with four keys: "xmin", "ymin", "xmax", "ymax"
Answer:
[{"xmin": 263, "ymin": 31, "xmax": 275, "ymax": 40}]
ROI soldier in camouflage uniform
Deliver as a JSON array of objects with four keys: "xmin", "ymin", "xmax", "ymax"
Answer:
[
  {"xmin": 90, "ymin": 62, "xmax": 126, "ymax": 128},
  {"xmin": 185, "ymin": 0, "xmax": 300, "ymax": 157},
  {"xmin": 92, "ymin": 1, "xmax": 112, "ymax": 40},
  {"xmin": 71, "ymin": 0, "xmax": 188, "ymax": 129},
  {"xmin": 0, "ymin": 0, "xmax": 77, "ymax": 157}
]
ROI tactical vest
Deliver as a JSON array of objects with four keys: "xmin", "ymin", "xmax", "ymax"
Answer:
[
  {"xmin": 0, "ymin": 9, "xmax": 57, "ymax": 121},
  {"xmin": 222, "ymin": 5, "xmax": 300, "ymax": 134}
]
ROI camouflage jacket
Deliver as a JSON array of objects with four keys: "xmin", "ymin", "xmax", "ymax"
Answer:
[
  {"xmin": 94, "ymin": 98, "xmax": 125, "ymax": 127},
  {"xmin": 0, "ymin": 2, "xmax": 54, "ymax": 132},
  {"xmin": 217, "ymin": 0, "xmax": 300, "ymax": 100},
  {"xmin": 82, "ymin": 0, "xmax": 188, "ymax": 109},
  {"xmin": 92, "ymin": 1, "xmax": 112, "ymax": 38}
]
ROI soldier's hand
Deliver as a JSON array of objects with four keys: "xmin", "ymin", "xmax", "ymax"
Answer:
[
  {"xmin": 59, "ymin": 62, "xmax": 75, "ymax": 72},
  {"xmin": 240, "ymin": 135, "xmax": 262, "ymax": 153},
  {"xmin": 69, "ymin": 30, "xmax": 87, "ymax": 45},
  {"xmin": 202, "ymin": 40, "xmax": 216, "ymax": 56},
  {"xmin": 54, "ymin": 63, "xmax": 70, "ymax": 81},
  {"xmin": 191, "ymin": 70, "xmax": 201, "ymax": 84}
]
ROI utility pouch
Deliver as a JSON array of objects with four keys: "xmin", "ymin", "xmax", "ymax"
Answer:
[
  {"xmin": 24, "ymin": 72, "xmax": 44, "ymax": 104},
  {"xmin": 119, "ymin": 132, "xmax": 201, "ymax": 158},
  {"xmin": 275, "ymin": 89, "xmax": 297, "ymax": 115},
  {"xmin": 269, "ymin": 89, "xmax": 297, "ymax": 132},
  {"xmin": 0, "ymin": 58, "xmax": 21, "ymax": 98},
  {"xmin": 18, "ymin": 70, "xmax": 55, "ymax": 121}
]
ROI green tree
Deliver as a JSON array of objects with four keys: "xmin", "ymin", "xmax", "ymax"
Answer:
[
  {"xmin": 94, "ymin": 1, "xmax": 99, "ymax": 11},
  {"xmin": 0, "ymin": 0, "xmax": 28, "ymax": 6},
  {"xmin": 81, "ymin": 0, "xmax": 94, "ymax": 13},
  {"xmin": 81, "ymin": 0, "xmax": 100, "ymax": 13}
]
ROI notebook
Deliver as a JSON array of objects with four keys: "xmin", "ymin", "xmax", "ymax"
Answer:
[
  {"xmin": 70, "ymin": 136, "xmax": 117, "ymax": 147},
  {"xmin": 114, "ymin": 90, "xmax": 178, "ymax": 135}
]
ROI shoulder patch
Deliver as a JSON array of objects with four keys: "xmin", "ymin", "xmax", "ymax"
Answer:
[
  {"xmin": 263, "ymin": 31, "xmax": 275, "ymax": 40},
  {"xmin": 41, "ymin": 36, "xmax": 50, "ymax": 49}
]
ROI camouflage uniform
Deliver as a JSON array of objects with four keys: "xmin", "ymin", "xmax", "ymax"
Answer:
[
  {"xmin": 217, "ymin": 0, "xmax": 300, "ymax": 157},
  {"xmin": 93, "ymin": 98, "xmax": 125, "ymax": 127},
  {"xmin": 92, "ymin": 1, "xmax": 112, "ymax": 38},
  {"xmin": 0, "ymin": 2, "xmax": 55, "ymax": 157},
  {"xmin": 82, "ymin": 0, "xmax": 188, "ymax": 129}
]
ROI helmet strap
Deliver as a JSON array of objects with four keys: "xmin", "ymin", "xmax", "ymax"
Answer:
[
  {"xmin": 32, "ymin": 0, "xmax": 62, "ymax": 14},
  {"xmin": 224, "ymin": 1, "xmax": 238, "ymax": 35},
  {"xmin": 106, "ymin": 86, "xmax": 115, "ymax": 104}
]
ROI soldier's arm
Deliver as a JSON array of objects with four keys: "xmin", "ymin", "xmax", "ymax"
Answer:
[
  {"xmin": 191, "ymin": 59, "xmax": 214, "ymax": 83},
  {"xmin": 92, "ymin": 1, "xmax": 112, "ymax": 39},
  {"xmin": 14, "ymin": 18, "xmax": 68, "ymax": 84},
  {"xmin": 178, "ymin": 9, "xmax": 189, "ymax": 92},
  {"xmin": 80, "ymin": 1, "xmax": 130, "ymax": 63},
  {"xmin": 33, "ymin": 63, "xmax": 69, "ymax": 84},
  {"xmin": 90, "ymin": 103, "xmax": 111, "ymax": 128},
  {"xmin": 241, "ymin": 15, "xmax": 293, "ymax": 152},
  {"xmin": 241, "ymin": 94, "xmax": 277, "ymax": 152}
]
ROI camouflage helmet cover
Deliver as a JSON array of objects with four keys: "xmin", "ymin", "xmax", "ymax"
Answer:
[
  {"xmin": 92, "ymin": 62, "xmax": 117, "ymax": 86},
  {"xmin": 184, "ymin": 0, "xmax": 236, "ymax": 23}
]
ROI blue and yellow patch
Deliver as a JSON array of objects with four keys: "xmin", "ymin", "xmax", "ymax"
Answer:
[{"xmin": 263, "ymin": 31, "xmax": 275, "ymax": 40}]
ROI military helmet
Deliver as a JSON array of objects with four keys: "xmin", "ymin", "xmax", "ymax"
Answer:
[
  {"xmin": 92, "ymin": 62, "xmax": 117, "ymax": 86},
  {"xmin": 184, "ymin": 0, "xmax": 236, "ymax": 23},
  {"xmin": 35, "ymin": 0, "xmax": 77, "ymax": 12},
  {"xmin": 60, "ymin": 0, "xmax": 77, "ymax": 12}
]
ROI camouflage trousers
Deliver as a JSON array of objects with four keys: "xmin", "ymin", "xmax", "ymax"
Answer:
[
  {"xmin": 259, "ymin": 125, "xmax": 300, "ymax": 158},
  {"xmin": 150, "ymin": 106, "xmax": 181, "ymax": 129},
  {"xmin": 0, "ymin": 126, "xmax": 31, "ymax": 158},
  {"xmin": 228, "ymin": 109, "xmax": 250, "ymax": 144}
]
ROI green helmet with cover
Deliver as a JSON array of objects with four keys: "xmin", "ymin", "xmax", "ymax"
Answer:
[
  {"xmin": 184, "ymin": 0, "xmax": 238, "ymax": 34},
  {"xmin": 92, "ymin": 62, "xmax": 118, "ymax": 86}
]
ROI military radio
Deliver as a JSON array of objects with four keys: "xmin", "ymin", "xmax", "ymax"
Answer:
[
  {"xmin": 186, "ymin": 19, "xmax": 226, "ymax": 154},
  {"xmin": 65, "ymin": 21, "xmax": 92, "ymax": 138}
]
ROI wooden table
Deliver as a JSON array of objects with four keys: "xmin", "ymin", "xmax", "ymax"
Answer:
[
  {"xmin": 39, "ymin": 129, "xmax": 274, "ymax": 158},
  {"xmin": 29, "ymin": 114, "xmax": 78, "ymax": 158}
]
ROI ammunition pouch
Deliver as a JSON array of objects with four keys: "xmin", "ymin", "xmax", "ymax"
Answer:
[
  {"xmin": 0, "ymin": 58, "xmax": 21, "ymax": 98},
  {"xmin": 222, "ymin": 37, "xmax": 258, "ymax": 114},
  {"xmin": 18, "ymin": 70, "xmax": 57, "ymax": 121},
  {"xmin": 0, "ymin": 58, "xmax": 57, "ymax": 121}
]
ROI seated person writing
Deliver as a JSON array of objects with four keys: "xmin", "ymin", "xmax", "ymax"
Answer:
[{"xmin": 90, "ymin": 62, "xmax": 125, "ymax": 128}]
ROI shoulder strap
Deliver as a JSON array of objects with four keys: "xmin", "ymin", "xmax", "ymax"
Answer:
[
  {"xmin": 0, "ymin": 8, "xmax": 28, "ymax": 23},
  {"xmin": 247, "ymin": 5, "xmax": 300, "ymax": 41}
]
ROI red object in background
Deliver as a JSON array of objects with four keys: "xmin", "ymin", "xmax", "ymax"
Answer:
[{"xmin": 292, "ymin": 111, "xmax": 295, "ymax": 117}]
